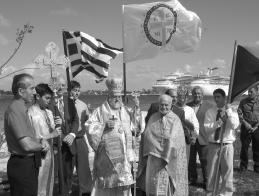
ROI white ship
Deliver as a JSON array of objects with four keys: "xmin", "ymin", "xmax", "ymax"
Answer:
[
  {"xmin": 152, "ymin": 67, "xmax": 230, "ymax": 96},
  {"xmin": 152, "ymin": 79, "xmax": 178, "ymax": 93}
]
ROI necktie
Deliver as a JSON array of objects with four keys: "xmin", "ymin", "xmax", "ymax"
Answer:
[
  {"xmin": 214, "ymin": 109, "xmax": 222, "ymax": 141},
  {"xmin": 58, "ymin": 99, "xmax": 64, "ymax": 120}
]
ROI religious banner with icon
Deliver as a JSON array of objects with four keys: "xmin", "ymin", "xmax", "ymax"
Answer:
[{"xmin": 123, "ymin": 0, "xmax": 202, "ymax": 62}]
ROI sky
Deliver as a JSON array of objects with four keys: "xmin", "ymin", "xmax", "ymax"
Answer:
[{"xmin": 0, "ymin": 0, "xmax": 259, "ymax": 91}]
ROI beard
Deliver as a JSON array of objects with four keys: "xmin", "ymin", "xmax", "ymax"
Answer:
[{"xmin": 109, "ymin": 99, "xmax": 121, "ymax": 109}]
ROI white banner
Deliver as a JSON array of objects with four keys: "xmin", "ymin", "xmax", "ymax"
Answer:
[{"xmin": 123, "ymin": 0, "xmax": 202, "ymax": 63}]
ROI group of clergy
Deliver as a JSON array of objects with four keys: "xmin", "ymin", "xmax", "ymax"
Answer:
[
  {"xmin": 85, "ymin": 77, "xmax": 240, "ymax": 196},
  {"xmin": 5, "ymin": 73, "xmax": 241, "ymax": 196}
]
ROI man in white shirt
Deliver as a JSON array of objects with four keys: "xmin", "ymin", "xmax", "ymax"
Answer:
[
  {"xmin": 204, "ymin": 88, "xmax": 239, "ymax": 196},
  {"xmin": 70, "ymin": 80, "xmax": 94, "ymax": 196},
  {"xmin": 187, "ymin": 86, "xmax": 214, "ymax": 188},
  {"xmin": 176, "ymin": 86, "xmax": 199, "ymax": 163}
]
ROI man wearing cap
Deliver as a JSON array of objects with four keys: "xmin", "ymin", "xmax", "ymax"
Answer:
[{"xmin": 86, "ymin": 77, "xmax": 141, "ymax": 196}]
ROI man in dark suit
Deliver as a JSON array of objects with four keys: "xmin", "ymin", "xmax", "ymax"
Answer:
[
  {"xmin": 50, "ymin": 77, "xmax": 79, "ymax": 196},
  {"xmin": 145, "ymin": 88, "xmax": 185, "ymax": 125},
  {"xmin": 187, "ymin": 86, "xmax": 214, "ymax": 188}
]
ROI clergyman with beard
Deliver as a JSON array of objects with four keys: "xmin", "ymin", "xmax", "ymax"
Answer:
[{"xmin": 85, "ymin": 77, "xmax": 141, "ymax": 196}]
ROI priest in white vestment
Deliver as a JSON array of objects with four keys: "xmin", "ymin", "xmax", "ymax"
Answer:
[
  {"xmin": 137, "ymin": 94, "xmax": 188, "ymax": 196},
  {"xmin": 86, "ymin": 77, "xmax": 141, "ymax": 196}
]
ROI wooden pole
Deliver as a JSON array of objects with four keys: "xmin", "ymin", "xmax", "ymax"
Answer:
[{"xmin": 212, "ymin": 40, "xmax": 237, "ymax": 196}]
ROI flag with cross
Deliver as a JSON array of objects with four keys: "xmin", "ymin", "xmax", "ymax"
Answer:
[{"xmin": 123, "ymin": 0, "xmax": 202, "ymax": 63}]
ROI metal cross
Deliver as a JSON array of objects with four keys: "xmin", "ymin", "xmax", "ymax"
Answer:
[
  {"xmin": 34, "ymin": 42, "xmax": 69, "ymax": 89},
  {"xmin": 149, "ymin": 9, "xmax": 175, "ymax": 46}
]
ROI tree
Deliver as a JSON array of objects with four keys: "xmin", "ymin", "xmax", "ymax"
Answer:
[{"xmin": 0, "ymin": 23, "xmax": 34, "ymax": 75}]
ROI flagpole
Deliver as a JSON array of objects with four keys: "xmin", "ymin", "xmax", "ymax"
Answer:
[
  {"xmin": 212, "ymin": 40, "xmax": 237, "ymax": 196},
  {"xmin": 227, "ymin": 40, "xmax": 238, "ymax": 103},
  {"xmin": 51, "ymin": 30, "xmax": 71, "ymax": 196},
  {"xmin": 122, "ymin": 3, "xmax": 138, "ymax": 196},
  {"xmin": 122, "ymin": 4, "xmax": 127, "ymax": 103},
  {"xmin": 62, "ymin": 31, "xmax": 72, "ymax": 91}
]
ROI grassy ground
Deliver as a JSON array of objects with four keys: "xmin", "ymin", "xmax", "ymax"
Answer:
[
  {"xmin": 188, "ymin": 135, "xmax": 259, "ymax": 196},
  {"xmin": 0, "ymin": 134, "xmax": 259, "ymax": 196}
]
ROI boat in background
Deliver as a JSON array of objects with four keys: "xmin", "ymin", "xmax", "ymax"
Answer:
[
  {"xmin": 152, "ymin": 74, "xmax": 179, "ymax": 93},
  {"xmin": 152, "ymin": 67, "xmax": 230, "ymax": 95},
  {"xmin": 190, "ymin": 67, "xmax": 230, "ymax": 95}
]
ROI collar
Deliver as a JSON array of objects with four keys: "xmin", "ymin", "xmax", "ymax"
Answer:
[
  {"xmin": 193, "ymin": 100, "xmax": 203, "ymax": 107},
  {"xmin": 217, "ymin": 106, "xmax": 225, "ymax": 112},
  {"xmin": 58, "ymin": 96, "xmax": 63, "ymax": 102},
  {"xmin": 15, "ymin": 97, "xmax": 26, "ymax": 104},
  {"xmin": 74, "ymin": 98, "xmax": 80, "ymax": 104},
  {"xmin": 14, "ymin": 97, "xmax": 31, "ymax": 109}
]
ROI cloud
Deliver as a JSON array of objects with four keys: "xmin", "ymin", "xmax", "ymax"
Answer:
[
  {"xmin": 212, "ymin": 58, "xmax": 227, "ymax": 69},
  {"xmin": 127, "ymin": 64, "xmax": 162, "ymax": 79},
  {"xmin": 0, "ymin": 34, "xmax": 9, "ymax": 45},
  {"xmin": 0, "ymin": 14, "xmax": 11, "ymax": 27},
  {"xmin": 255, "ymin": 40, "xmax": 259, "ymax": 46},
  {"xmin": 0, "ymin": 63, "xmax": 42, "ymax": 80},
  {"xmin": 50, "ymin": 8, "xmax": 78, "ymax": 16},
  {"xmin": 184, "ymin": 64, "xmax": 192, "ymax": 73}
]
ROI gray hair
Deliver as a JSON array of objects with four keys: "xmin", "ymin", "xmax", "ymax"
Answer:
[
  {"xmin": 191, "ymin": 86, "xmax": 204, "ymax": 95},
  {"xmin": 11, "ymin": 73, "xmax": 33, "ymax": 96}
]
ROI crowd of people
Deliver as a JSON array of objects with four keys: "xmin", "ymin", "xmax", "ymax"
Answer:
[{"xmin": 3, "ymin": 73, "xmax": 259, "ymax": 196}]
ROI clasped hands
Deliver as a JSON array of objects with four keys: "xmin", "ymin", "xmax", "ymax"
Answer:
[
  {"xmin": 54, "ymin": 116, "xmax": 75, "ymax": 146},
  {"xmin": 216, "ymin": 113, "xmax": 228, "ymax": 128},
  {"xmin": 63, "ymin": 134, "xmax": 75, "ymax": 146},
  {"xmin": 248, "ymin": 125, "xmax": 258, "ymax": 134}
]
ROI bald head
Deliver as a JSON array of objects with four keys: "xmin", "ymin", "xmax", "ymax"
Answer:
[
  {"xmin": 158, "ymin": 94, "xmax": 172, "ymax": 116},
  {"xmin": 159, "ymin": 94, "xmax": 172, "ymax": 103}
]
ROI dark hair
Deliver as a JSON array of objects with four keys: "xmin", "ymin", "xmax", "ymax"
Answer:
[
  {"xmin": 213, "ymin": 88, "xmax": 226, "ymax": 97},
  {"xmin": 70, "ymin": 80, "xmax": 81, "ymax": 89},
  {"xmin": 165, "ymin": 88, "xmax": 176, "ymax": 96},
  {"xmin": 191, "ymin": 86, "xmax": 203, "ymax": 95},
  {"xmin": 11, "ymin": 73, "xmax": 33, "ymax": 96},
  {"xmin": 35, "ymin": 83, "xmax": 53, "ymax": 97}
]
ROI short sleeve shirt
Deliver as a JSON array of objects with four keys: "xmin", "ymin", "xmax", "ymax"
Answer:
[{"xmin": 4, "ymin": 98, "xmax": 35, "ymax": 155}]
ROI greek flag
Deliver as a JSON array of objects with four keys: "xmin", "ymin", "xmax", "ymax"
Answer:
[{"xmin": 63, "ymin": 31, "xmax": 122, "ymax": 82}]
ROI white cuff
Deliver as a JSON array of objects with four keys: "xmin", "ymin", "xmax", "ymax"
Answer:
[{"xmin": 69, "ymin": 133, "xmax": 76, "ymax": 138}]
